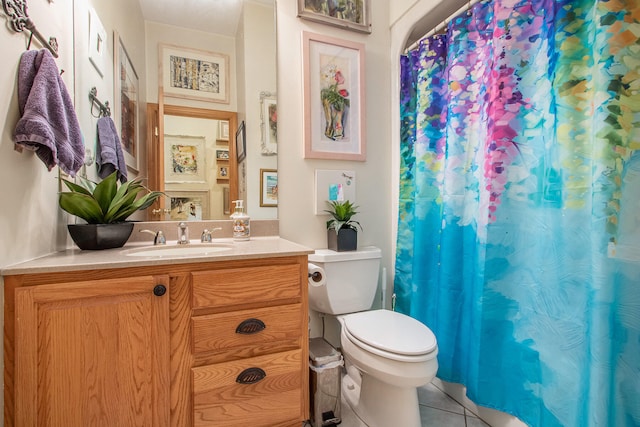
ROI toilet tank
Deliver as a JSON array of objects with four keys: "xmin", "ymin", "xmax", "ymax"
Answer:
[{"xmin": 308, "ymin": 246, "xmax": 381, "ymax": 315}]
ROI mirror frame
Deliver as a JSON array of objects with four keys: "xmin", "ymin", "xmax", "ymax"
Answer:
[{"xmin": 146, "ymin": 103, "xmax": 239, "ymax": 221}]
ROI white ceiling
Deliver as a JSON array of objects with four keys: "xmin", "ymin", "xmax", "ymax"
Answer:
[{"xmin": 137, "ymin": 0, "xmax": 266, "ymax": 37}]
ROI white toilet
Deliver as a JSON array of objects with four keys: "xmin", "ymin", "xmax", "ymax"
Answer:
[{"xmin": 308, "ymin": 247, "xmax": 438, "ymax": 427}]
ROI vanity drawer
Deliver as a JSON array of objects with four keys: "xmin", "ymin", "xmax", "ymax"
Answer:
[
  {"xmin": 192, "ymin": 349, "xmax": 303, "ymax": 427},
  {"xmin": 192, "ymin": 303, "xmax": 302, "ymax": 354},
  {"xmin": 191, "ymin": 264, "xmax": 301, "ymax": 310}
]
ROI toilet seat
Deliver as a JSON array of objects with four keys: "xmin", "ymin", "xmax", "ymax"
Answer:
[{"xmin": 341, "ymin": 310, "xmax": 437, "ymax": 363}]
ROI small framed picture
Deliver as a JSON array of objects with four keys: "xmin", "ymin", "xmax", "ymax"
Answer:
[
  {"xmin": 236, "ymin": 121, "xmax": 246, "ymax": 163},
  {"xmin": 260, "ymin": 92, "xmax": 277, "ymax": 155},
  {"xmin": 160, "ymin": 44, "xmax": 230, "ymax": 104},
  {"xmin": 297, "ymin": 0, "xmax": 371, "ymax": 34},
  {"xmin": 217, "ymin": 165, "xmax": 229, "ymax": 179},
  {"xmin": 260, "ymin": 169, "xmax": 278, "ymax": 207},
  {"xmin": 165, "ymin": 190, "xmax": 209, "ymax": 221},
  {"xmin": 216, "ymin": 149, "xmax": 229, "ymax": 160},
  {"xmin": 114, "ymin": 31, "xmax": 140, "ymax": 172},
  {"xmin": 164, "ymin": 135, "xmax": 206, "ymax": 183},
  {"xmin": 88, "ymin": 7, "xmax": 107, "ymax": 77},
  {"xmin": 218, "ymin": 120, "xmax": 230, "ymax": 141}
]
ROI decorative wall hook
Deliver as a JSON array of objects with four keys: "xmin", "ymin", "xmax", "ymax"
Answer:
[
  {"xmin": 89, "ymin": 87, "xmax": 111, "ymax": 118},
  {"xmin": 2, "ymin": 0, "xmax": 59, "ymax": 58}
]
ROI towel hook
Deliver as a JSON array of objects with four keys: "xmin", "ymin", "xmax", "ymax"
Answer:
[
  {"xmin": 89, "ymin": 87, "xmax": 111, "ymax": 118},
  {"xmin": 3, "ymin": 0, "xmax": 59, "ymax": 58}
]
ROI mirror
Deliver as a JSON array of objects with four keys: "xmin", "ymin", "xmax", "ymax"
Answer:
[{"xmin": 75, "ymin": 0, "xmax": 277, "ymax": 221}]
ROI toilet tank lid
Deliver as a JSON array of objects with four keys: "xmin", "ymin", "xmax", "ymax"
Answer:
[
  {"xmin": 309, "ymin": 246, "xmax": 381, "ymax": 262},
  {"xmin": 342, "ymin": 309, "xmax": 437, "ymax": 356}
]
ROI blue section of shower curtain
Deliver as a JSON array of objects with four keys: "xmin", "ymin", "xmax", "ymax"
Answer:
[{"xmin": 396, "ymin": 1, "xmax": 640, "ymax": 426}]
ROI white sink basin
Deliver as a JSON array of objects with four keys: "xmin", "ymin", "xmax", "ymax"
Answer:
[{"xmin": 122, "ymin": 243, "xmax": 234, "ymax": 258}]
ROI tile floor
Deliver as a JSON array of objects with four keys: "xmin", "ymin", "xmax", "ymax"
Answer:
[{"xmin": 336, "ymin": 381, "xmax": 491, "ymax": 427}]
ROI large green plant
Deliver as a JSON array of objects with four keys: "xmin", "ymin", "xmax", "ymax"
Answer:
[
  {"xmin": 325, "ymin": 200, "xmax": 362, "ymax": 234},
  {"xmin": 59, "ymin": 172, "xmax": 164, "ymax": 224}
]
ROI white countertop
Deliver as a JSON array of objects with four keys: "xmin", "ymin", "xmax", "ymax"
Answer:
[{"xmin": 1, "ymin": 237, "xmax": 313, "ymax": 276}]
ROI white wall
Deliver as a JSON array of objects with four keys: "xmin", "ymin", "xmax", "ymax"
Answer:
[
  {"xmin": 276, "ymin": 1, "xmax": 393, "ymax": 340},
  {"xmin": 0, "ymin": 0, "xmax": 74, "ymax": 268},
  {"xmin": 0, "ymin": 0, "xmax": 146, "ymax": 269}
]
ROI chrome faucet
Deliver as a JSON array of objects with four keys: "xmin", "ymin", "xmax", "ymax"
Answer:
[
  {"xmin": 139, "ymin": 229, "xmax": 166, "ymax": 245},
  {"xmin": 201, "ymin": 227, "xmax": 222, "ymax": 243},
  {"xmin": 178, "ymin": 222, "xmax": 189, "ymax": 244}
]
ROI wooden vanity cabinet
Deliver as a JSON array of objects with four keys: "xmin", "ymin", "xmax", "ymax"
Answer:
[
  {"xmin": 4, "ymin": 254, "xmax": 309, "ymax": 427},
  {"xmin": 172, "ymin": 258, "xmax": 309, "ymax": 427},
  {"xmin": 3, "ymin": 274, "xmax": 171, "ymax": 427}
]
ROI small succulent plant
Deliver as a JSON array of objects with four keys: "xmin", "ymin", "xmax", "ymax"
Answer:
[{"xmin": 325, "ymin": 200, "xmax": 362, "ymax": 234}]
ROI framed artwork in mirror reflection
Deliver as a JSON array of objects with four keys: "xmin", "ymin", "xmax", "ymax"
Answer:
[
  {"xmin": 260, "ymin": 92, "xmax": 277, "ymax": 155},
  {"xmin": 114, "ymin": 31, "xmax": 139, "ymax": 172},
  {"xmin": 218, "ymin": 120, "xmax": 230, "ymax": 141},
  {"xmin": 165, "ymin": 190, "xmax": 209, "ymax": 221},
  {"xmin": 236, "ymin": 121, "xmax": 246, "ymax": 163},
  {"xmin": 160, "ymin": 44, "xmax": 229, "ymax": 104},
  {"xmin": 164, "ymin": 135, "xmax": 206, "ymax": 183},
  {"xmin": 260, "ymin": 169, "xmax": 278, "ymax": 207}
]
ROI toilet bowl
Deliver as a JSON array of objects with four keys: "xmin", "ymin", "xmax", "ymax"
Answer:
[
  {"xmin": 308, "ymin": 247, "xmax": 439, "ymax": 427},
  {"xmin": 339, "ymin": 310, "xmax": 438, "ymax": 427}
]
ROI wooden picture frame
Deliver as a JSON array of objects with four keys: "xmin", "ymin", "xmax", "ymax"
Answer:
[
  {"xmin": 260, "ymin": 169, "xmax": 278, "ymax": 207},
  {"xmin": 236, "ymin": 121, "xmax": 246, "ymax": 163},
  {"xmin": 303, "ymin": 32, "xmax": 366, "ymax": 161},
  {"xmin": 217, "ymin": 165, "xmax": 229, "ymax": 180},
  {"xmin": 114, "ymin": 31, "xmax": 139, "ymax": 172},
  {"xmin": 160, "ymin": 44, "xmax": 230, "ymax": 104},
  {"xmin": 297, "ymin": 0, "xmax": 371, "ymax": 34},
  {"xmin": 166, "ymin": 190, "xmax": 209, "ymax": 221},
  {"xmin": 163, "ymin": 135, "xmax": 206, "ymax": 183},
  {"xmin": 216, "ymin": 149, "xmax": 229, "ymax": 160}
]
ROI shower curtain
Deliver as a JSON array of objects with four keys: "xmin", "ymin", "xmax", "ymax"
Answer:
[{"xmin": 395, "ymin": 0, "xmax": 640, "ymax": 426}]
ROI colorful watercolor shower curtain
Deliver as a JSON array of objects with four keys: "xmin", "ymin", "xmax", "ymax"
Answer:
[{"xmin": 395, "ymin": 1, "xmax": 640, "ymax": 426}]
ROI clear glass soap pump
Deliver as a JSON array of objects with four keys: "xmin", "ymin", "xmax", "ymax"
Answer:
[{"xmin": 230, "ymin": 200, "xmax": 250, "ymax": 241}]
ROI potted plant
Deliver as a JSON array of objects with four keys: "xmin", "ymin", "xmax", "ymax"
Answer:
[
  {"xmin": 325, "ymin": 200, "xmax": 362, "ymax": 252},
  {"xmin": 59, "ymin": 172, "xmax": 164, "ymax": 250}
]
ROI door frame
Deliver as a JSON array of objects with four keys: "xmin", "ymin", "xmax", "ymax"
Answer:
[{"xmin": 146, "ymin": 103, "xmax": 239, "ymax": 221}]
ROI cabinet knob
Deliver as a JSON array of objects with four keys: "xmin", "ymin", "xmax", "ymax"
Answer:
[
  {"xmin": 235, "ymin": 318, "xmax": 266, "ymax": 334},
  {"xmin": 236, "ymin": 367, "xmax": 266, "ymax": 385},
  {"xmin": 153, "ymin": 285, "xmax": 167, "ymax": 296}
]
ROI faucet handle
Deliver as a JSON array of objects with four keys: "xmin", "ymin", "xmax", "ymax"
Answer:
[
  {"xmin": 201, "ymin": 227, "xmax": 222, "ymax": 243},
  {"xmin": 139, "ymin": 229, "xmax": 166, "ymax": 245},
  {"xmin": 177, "ymin": 222, "xmax": 189, "ymax": 244}
]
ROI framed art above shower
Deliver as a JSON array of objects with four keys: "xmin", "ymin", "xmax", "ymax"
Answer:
[{"xmin": 297, "ymin": 0, "xmax": 371, "ymax": 34}]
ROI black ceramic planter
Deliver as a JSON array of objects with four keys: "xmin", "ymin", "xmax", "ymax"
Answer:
[
  {"xmin": 327, "ymin": 228, "xmax": 357, "ymax": 252},
  {"xmin": 67, "ymin": 222, "xmax": 134, "ymax": 250}
]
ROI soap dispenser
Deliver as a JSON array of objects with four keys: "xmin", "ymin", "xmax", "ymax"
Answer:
[{"xmin": 230, "ymin": 200, "xmax": 250, "ymax": 241}]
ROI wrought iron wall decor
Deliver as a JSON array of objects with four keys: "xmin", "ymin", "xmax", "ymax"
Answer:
[
  {"xmin": 89, "ymin": 87, "xmax": 111, "ymax": 118},
  {"xmin": 2, "ymin": 0, "xmax": 59, "ymax": 58}
]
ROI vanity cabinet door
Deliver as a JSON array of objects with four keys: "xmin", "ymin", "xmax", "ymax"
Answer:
[{"xmin": 12, "ymin": 275, "xmax": 170, "ymax": 427}]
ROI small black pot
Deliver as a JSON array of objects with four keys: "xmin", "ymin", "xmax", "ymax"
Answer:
[
  {"xmin": 327, "ymin": 227, "xmax": 357, "ymax": 252},
  {"xmin": 67, "ymin": 222, "xmax": 134, "ymax": 250}
]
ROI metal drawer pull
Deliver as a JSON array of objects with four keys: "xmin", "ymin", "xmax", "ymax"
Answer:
[
  {"xmin": 236, "ymin": 367, "xmax": 266, "ymax": 384},
  {"xmin": 235, "ymin": 318, "xmax": 266, "ymax": 334}
]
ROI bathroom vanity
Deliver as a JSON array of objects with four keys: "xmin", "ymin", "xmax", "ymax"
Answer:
[{"xmin": 2, "ymin": 237, "xmax": 312, "ymax": 427}]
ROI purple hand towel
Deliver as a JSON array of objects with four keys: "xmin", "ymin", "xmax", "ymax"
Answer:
[
  {"xmin": 96, "ymin": 116, "xmax": 128, "ymax": 183},
  {"xmin": 14, "ymin": 49, "xmax": 84, "ymax": 177}
]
